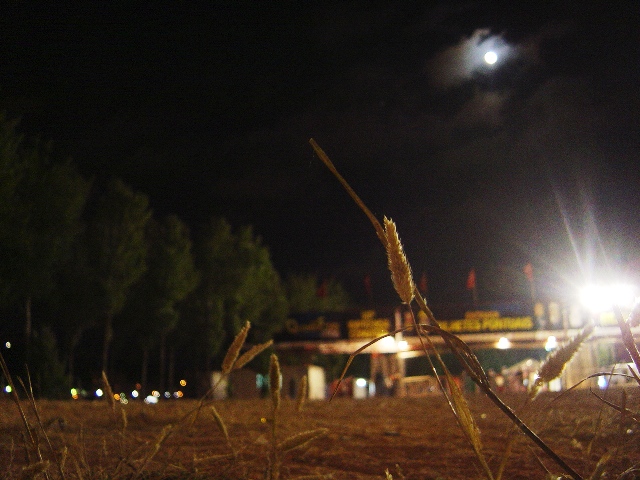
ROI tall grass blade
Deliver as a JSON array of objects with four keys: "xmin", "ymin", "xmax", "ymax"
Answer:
[
  {"xmin": 101, "ymin": 371, "xmax": 116, "ymax": 413},
  {"xmin": 134, "ymin": 423, "xmax": 173, "ymax": 477},
  {"xmin": 614, "ymin": 305, "xmax": 640, "ymax": 386},
  {"xmin": 309, "ymin": 138, "xmax": 387, "ymax": 246},
  {"xmin": 278, "ymin": 428, "xmax": 329, "ymax": 453}
]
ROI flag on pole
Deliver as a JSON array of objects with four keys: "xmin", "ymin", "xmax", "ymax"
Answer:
[
  {"xmin": 467, "ymin": 268, "xmax": 479, "ymax": 306},
  {"xmin": 523, "ymin": 263, "xmax": 536, "ymax": 301},
  {"xmin": 466, "ymin": 268, "xmax": 476, "ymax": 290}
]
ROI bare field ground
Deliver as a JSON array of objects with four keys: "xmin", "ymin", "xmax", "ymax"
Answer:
[{"xmin": 1, "ymin": 389, "xmax": 639, "ymax": 479}]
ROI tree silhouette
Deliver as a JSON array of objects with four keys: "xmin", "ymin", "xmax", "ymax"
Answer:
[
  {"xmin": 119, "ymin": 214, "xmax": 199, "ymax": 391},
  {"xmin": 87, "ymin": 178, "xmax": 151, "ymax": 373}
]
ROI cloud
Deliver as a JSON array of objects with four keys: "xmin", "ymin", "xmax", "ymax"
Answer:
[{"xmin": 425, "ymin": 29, "xmax": 506, "ymax": 89}]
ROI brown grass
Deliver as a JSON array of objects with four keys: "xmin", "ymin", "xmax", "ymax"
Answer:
[{"xmin": 0, "ymin": 391, "xmax": 638, "ymax": 479}]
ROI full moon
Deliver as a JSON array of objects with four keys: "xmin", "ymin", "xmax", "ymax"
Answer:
[{"xmin": 484, "ymin": 51, "xmax": 498, "ymax": 65}]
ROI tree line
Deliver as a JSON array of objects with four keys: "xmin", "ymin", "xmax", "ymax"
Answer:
[{"xmin": 0, "ymin": 113, "xmax": 350, "ymax": 397}]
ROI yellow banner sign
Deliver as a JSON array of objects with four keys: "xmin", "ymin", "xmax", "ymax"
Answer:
[
  {"xmin": 347, "ymin": 310, "xmax": 390, "ymax": 339},
  {"xmin": 439, "ymin": 316, "xmax": 534, "ymax": 333}
]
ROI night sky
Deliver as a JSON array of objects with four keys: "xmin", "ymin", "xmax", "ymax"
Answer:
[{"xmin": 1, "ymin": 2, "xmax": 639, "ymax": 306}]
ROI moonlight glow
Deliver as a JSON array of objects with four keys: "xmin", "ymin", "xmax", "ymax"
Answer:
[{"xmin": 484, "ymin": 51, "xmax": 498, "ymax": 65}]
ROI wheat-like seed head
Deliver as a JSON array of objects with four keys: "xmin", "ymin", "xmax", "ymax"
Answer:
[
  {"xmin": 531, "ymin": 323, "xmax": 594, "ymax": 397},
  {"xmin": 296, "ymin": 375, "xmax": 308, "ymax": 412},
  {"xmin": 384, "ymin": 217, "xmax": 415, "ymax": 304},
  {"xmin": 222, "ymin": 321, "xmax": 251, "ymax": 374},
  {"xmin": 233, "ymin": 339, "xmax": 273, "ymax": 371},
  {"xmin": 269, "ymin": 354, "xmax": 281, "ymax": 411}
]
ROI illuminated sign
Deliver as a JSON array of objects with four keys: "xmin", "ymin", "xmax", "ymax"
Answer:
[
  {"xmin": 438, "ymin": 316, "xmax": 534, "ymax": 333},
  {"xmin": 415, "ymin": 309, "xmax": 534, "ymax": 334},
  {"xmin": 347, "ymin": 310, "xmax": 390, "ymax": 339}
]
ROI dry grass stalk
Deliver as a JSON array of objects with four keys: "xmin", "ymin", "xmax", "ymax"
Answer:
[
  {"xmin": 268, "ymin": 353, "xmax": 283, "ymax": 480},
  {"xmin": 233, "ymin": 339, "xmax": 273, "ymax": 371},
  {"xmin": 210, "ymin": 405, "xmax": 229, "ymax": 441},
  {"xmin": 589, "ymin": 390, "xmax": 640, "ymax": 425},
  {"xmin": 614, "ymin": 305, "xmax": 640, "ymax": 386},
  {"xmin": 531, "ymin": 324, "xmax": 594, "ymax": 398},
  {"xmin": 589, "ymin": 450, "xmax": 612, "ymax": 480},
  {"xmin": 20, "ymin": 370, "xmax": 67, "ymax": 480},
  {"xmin": 222, "ymin": 321, "xmax": 251, "ymax": 374},
  {"xmin": 309, "ymin": 138, "xmax": 387, "ymax": 247},
  {"xmin": 269, "ymin": 354, "xmax": 281, "ymax": 412},
  {"xmin": 278, "ymin": 428, "xmax": 329, "ymax": 453},
  {"xmin": 210, "ymin": 405, "xmax": 230, "ymax": 445},
  {"xmin": 296, "ymin": 374, "xmax": 308, "ymax": 412},
  {"xmin": 193, "ymin": 452, "xmax": 235, "ymax": 463},
  {"xmin": 120, "ymin": 407, "xmax": 128, "ymax": 430},
  {"xmin": 134, "ymin": 423, "xmax": 173, "ymax": 477},
  {"xmin": 444, "ymin": 368, "xmax": 494, "ymax": 479},
  {"xmin": 384, "ymin": 217, "xmax": 415, "ymax": 305},
  {"xmin": 0, "ymin": 353, "xmax": 64, "ymax": 480},
  {"xmin": 20, "ymin": 460, "xmax": 50, "ymax": 480},
  {"xmin": 101, "ymin": 371, "xmax": 116, "ymax": 413}
]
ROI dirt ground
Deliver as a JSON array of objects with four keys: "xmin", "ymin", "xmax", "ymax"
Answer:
[{"xmin": 1, "ymin": 389, "xmax": 639, "ymax": 479}]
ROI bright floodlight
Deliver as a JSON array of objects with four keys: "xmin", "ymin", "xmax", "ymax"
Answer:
[
  {"xmin": 496, "ymin": 337, "xmax": 511, "ymax": 349},
  {"xmin": 545, "ymin": 336, "xmax": 558, "ymax": 352},
  {"xmin": 579, "ymin": 284, "xmax": 636, "ymax": 313},
  {"xmin": 484, "ymin": 51, "xmax": 498, "ymax": 65},
  {"xmin": 379, "ymin": 335, "xmax": 397, "ymax": 352},
  {"xmin": 355, "ymin": 378, "xmax": 367, "ymax": 388}
]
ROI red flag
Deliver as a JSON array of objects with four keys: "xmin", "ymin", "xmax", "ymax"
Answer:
[
  {"xmin": 466, "ymin": 268, "xmax": 476, "ymax": 290},
  {"xmin": 523, "ymin": 263, "xmax": 534, "ymax": 282},
  {"xmin": 316, "ymin": 279, "xmax": 327, "ymax": 298},
  {"xmin": 419, "ymin": 272, "xmax": 428, "ymax": 295}
]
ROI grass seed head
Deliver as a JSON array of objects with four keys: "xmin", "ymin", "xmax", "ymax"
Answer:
[
  {"xmin": 269, "ymin": 354, "xmax": 281, "ymax": 411},
  {"xmin": 296, "ymin": 375, "xmax": 308, "ymax": 412},
  {"xmin": 531, "ymin": 323, "xmax": 594, "ymax": 397},
  {"xmin": 384, "ymin": 217, "xmax": 415, "ymax": 304},
  {"xmin": 222, "ymin": 321, "xmax": 251, "ymax": 374},
  {"xmin": 233, "ymin": 339, "xmax": 273, "ymax": 371}
]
